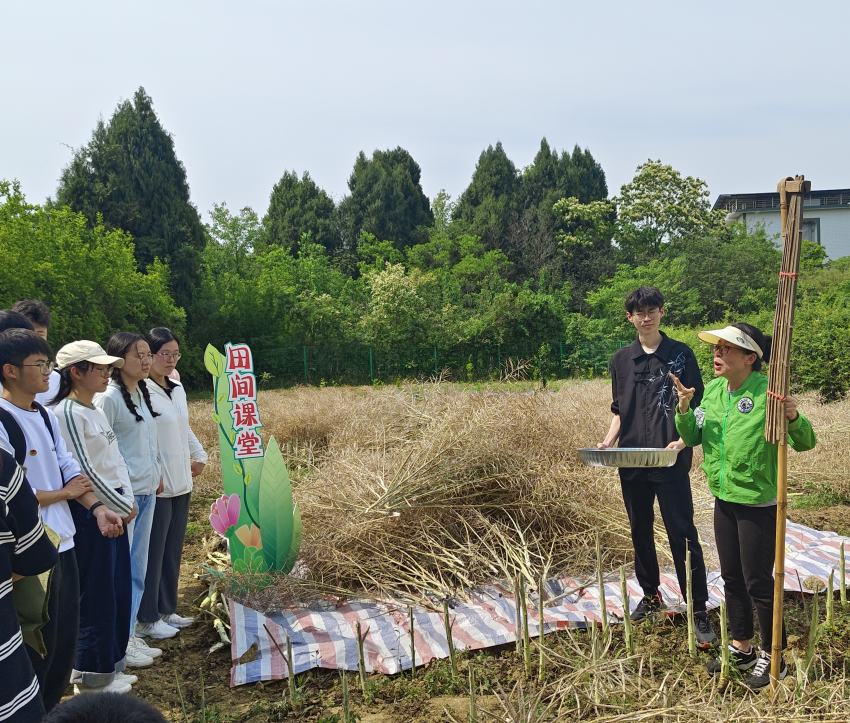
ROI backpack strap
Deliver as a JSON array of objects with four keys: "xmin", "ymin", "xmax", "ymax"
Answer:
[{"xmin": 0, "ymin": 407, "xmax": 27, "ymax": 466}]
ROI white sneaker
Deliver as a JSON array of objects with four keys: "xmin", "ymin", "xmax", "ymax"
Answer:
[
  {"xmin": 125, "ymin": 638, "xmax": 155, "ymax": 668},
  {"xmin": 114, "ymin": 671, "xmax": 138, "ymax": 685},
  {"xmin": 132, "ymin": 635, "xmax": 163, "ymax": 658},
  {"xmin": 136, "ymin": 619, "xmax": 179, "ymax": 639},
  {"xmin": 74, "ymin": 678, "xmax": 132, "ymax": 695},
  {"xmin": 162, "ymin": 613, "xmax": 195, "ymax": 629}
]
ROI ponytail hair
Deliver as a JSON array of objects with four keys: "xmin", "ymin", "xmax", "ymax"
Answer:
[
  {"xmin": 105, "ymin": 332, "xmax": 160, "ymax": 422},
  {"xmin": 48, "ymin": 361, "xmax": 91, "ymax": 406},
  {"xmin": 730, "ymin": 322, "xmax": 772, "ymax": 371}
]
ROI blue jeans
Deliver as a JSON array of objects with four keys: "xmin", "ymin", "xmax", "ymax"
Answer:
[{"xmin": 126, "ymin": 493, "xmax": 155, "ymax": 636}]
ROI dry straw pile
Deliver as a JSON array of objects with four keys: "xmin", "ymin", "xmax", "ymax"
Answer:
[{"xmin": 192, "ymin": 380, "xmax": 719, "ymax": 607}]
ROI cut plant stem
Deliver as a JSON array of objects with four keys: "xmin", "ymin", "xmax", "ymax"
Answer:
[
  {"xmin": 355, "ymin": 620, "xmax": 369, "ymax": 701},
  {"xmin": 468, "ymin": 663, "xmax": 477, "ymax": 723},
  {"xmin": 513, "ymin": 575, "xmax": 523, "ymax": 655},
  {"xmin": 595, "ymin": 534, "xmax": 608, "ymax": 635},
  {"xmin": 804, "ymin": 588, "xmax": 819, "ymax": 678},
  {"xmin": 719, "ymin": 600, "xmax": 730, "ymax": 681},
  {"xmin": 826, "ymin": 569, "xmax": 834, "ymax": 626},
  {"xmin": 518, "ymin": 576, "xmax": 531, "ymax": 677},
  {"xmin": 620, "ymin": 565, "xmax": 634, "ymax": 655},
  {"xmin": 538, "ymin": 573, "xmax": 546, "ymax": 683},
  {"xmin": 341, "ymin": 671, "xmax": 351, "ymax": 723},
  {"xmin": 685, "ymin": 545, "xmax": 697, "ymax": 658},
  {"xmin": 443, "ymin": 599, "xmax": 458, "ymax": 681},
  {"xmin": 286, "ymin": 636, "xmax": 296, "ymax": 708},
  {"xmin": 408, "ymin": 606, "xmax": 416, "ymax": 678},
  {"xmin": 840, "ymin": 542, "xmax": 847, "ymax": 607}
]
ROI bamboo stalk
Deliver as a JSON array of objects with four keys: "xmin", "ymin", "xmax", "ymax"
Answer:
[
  {"xmin": 596, "ymin": 534, "xmax": 609, "ymax": 636},
  {"xmin": 620, "ymin": 565, "xmax": 634, "ymax": 655},
  {"xmin": 771, "ymin": 442, "xmax": 788, "ymax": 688},
  {"xmin": 719, "ymin": 600, "xmax": 730, "ymax": 682},
  {"xmin": 685, "ymin": 545, "xmax": 696, "ymax": 658}
]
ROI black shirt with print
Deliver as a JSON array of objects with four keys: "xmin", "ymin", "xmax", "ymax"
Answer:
[{"xmin": 609, "ymin": 332, "xmax": 704, "ymax": 482}]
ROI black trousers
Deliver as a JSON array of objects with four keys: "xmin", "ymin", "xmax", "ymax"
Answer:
[
  {"xmin": 714, "ymin": 498, "xmax": 787, "ymax": 650},
  {"xmin": 27, "ymin": 549, "xmax": 79, "ymax": 711},
  {"xmin": 620, "ymin": 471, "xmax": 708, "ymax": 608}
]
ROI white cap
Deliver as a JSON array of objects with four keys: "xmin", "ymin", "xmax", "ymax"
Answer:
[
  {"xmin": 56, "ymin": 340, "xmax": 125, "ymax": 370},
  {"xmin": 697, "ymin": 326, "xmax": 763, "ymax": 359}
]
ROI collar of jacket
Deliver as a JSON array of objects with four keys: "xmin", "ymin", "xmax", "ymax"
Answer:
[
  {"xmin": 628, "ymin": 330, "xmax": 673, "ymax": 361},
  {"xmin": 724, "ymin": 370, "xmax": 763, "ymax": 397}
]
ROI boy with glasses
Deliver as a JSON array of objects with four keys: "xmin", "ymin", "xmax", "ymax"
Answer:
[
  {"xmin": 0, "ymin": 329, "xmax": 123, "ymax": 711},
  {"xmin": 598, "ymin": 287, "xmax": 715, "ymax": 647}
]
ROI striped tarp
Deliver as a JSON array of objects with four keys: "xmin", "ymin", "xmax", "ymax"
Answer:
[{"xmin": 228, "ymin": 520, "xmax": 849, "ymax": 686}]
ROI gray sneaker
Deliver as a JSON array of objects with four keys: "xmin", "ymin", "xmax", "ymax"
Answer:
[{"xmin": 694, "ymin": 611, "xmax": 718, "ymax": 649}]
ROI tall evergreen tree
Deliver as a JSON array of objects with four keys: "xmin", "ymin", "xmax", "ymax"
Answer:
[
  {"xmin": 55, "ymin": 87, "xmax": 205, "ymax": 308},
  {"xmin": 337, "ymin": 147, "xmax": 433, "ymax": 251},
  {"xmin": 263, "ymin": 170, "xmax": 337, "ymax": 253},
  {"xmin": 452, "ymin": 142, "xmax": 519, "ymax": 252}
]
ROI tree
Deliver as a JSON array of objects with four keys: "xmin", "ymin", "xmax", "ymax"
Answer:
[
  {"xmin": 452, "ymin": 142, "xmax": 519, "ymax": 252},
  {"xmin": 263, "ymin": 171, "xmax": 337, "ymax": 253},
  {"xmin": 55, "ymin": 87, "xmax": 206, "ymax": 309},
  {"xmin": 614, "ymin": 160, "xmax": 724, "ymax": 262},
  {"xmin": 0, "ymin": 180, "xmax": 183, "ymax": 347},
  {"xmin": 337, "ymin": 147, "xmax": 433, "ymax": 251}
]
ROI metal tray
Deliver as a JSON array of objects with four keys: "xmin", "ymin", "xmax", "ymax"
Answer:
[{"xmin": 577, "ymin": 447, "xmax": 679, "ymax": 469}]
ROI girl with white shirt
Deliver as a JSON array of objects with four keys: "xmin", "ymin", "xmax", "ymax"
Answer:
[
  {"xmin": 52, "ymin": 340, "xmax": 137, "ymax": 694},
  {"xmin": 94, "ymin": 333, "xmax": 166, "ymax": 666},
  {"xmin": 138, "ymin": 329, "xmax": 207, "ymax": 633}
]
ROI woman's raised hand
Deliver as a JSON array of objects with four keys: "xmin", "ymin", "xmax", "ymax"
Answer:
[{"xmin": 669, "ymin": 373, "xmax": 695, "ymax": 413}]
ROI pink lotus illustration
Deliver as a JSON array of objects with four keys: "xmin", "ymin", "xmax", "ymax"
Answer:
[
  {"xmin": 209, "ymin": 494, "xmax": 240, "ymax": 535},
  {"xmin": 235, "ymin": 524, "xmax": 262, "ymax": 549}
]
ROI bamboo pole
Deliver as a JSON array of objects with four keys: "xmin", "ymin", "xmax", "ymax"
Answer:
[{"xmin": 767, "ymin": 175, "xmax": 810, "ymax": 688}]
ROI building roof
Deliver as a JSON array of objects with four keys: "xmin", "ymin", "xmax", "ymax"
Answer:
[{"xmin": 713, "ymin": 188, "xmax": 850, "ymax": 213}]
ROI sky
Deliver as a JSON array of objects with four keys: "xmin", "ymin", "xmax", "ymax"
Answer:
[{"xmin": 2, "ymin": 0, "xmax": 849, "ymax": 221}]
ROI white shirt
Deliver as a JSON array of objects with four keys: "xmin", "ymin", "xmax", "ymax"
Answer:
[
  {"xmin": 94, "ymin": 381, "xmax": 161, "ymax": 496},
  {"xmin": 0, "ymin": 398, "xmax": 81, "ymax": 552},
  {"xmin": 147, "ymin": 380, "xmax": 207, "ymax": 498},
  {"xmin": 54, "ymin": 399, "xmax": 135, "ymax": 516}
]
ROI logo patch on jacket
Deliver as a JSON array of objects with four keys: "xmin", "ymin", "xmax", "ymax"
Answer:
[{"xmin": 737, "ymin": 397, "xmax": 754, "ymax": 414}]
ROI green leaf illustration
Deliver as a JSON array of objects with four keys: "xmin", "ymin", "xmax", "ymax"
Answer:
[
  {"xmin": 283, "ymin": 504, "xmax": 302, "ymax": 573},
  {"xmin": 258, "ymin": 437, "xmax": 296, "ymax": 571},
  {"xmin": 204, "ymin": 344, "xmax": 225, "ymax": 377}
]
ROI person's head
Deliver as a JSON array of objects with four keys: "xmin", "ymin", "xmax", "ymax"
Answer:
[
  {"xmin": 44, "ymin": 690, "xmax": 167, "ymax": 722},
  {"xmin": 105, "ymin": 332, "xmax": 159, "ymax": 422},
  {"xmin": 11, "ymin": 299, "xmax": 51, "ymax": 340},
  {"xmin": 0, "ymin": 328, "xmax": 54, "ymax": 396},
  {"xmin": 51, "ymin": 340, "xmax": 125, "ymax": 405},
  {"xmin": 698, "ymin": 322, "xmax": 772, "ymax": 378},
  {"xmin": 0, "ymin": 309, "xmax": 34, "ymax": 334},
  {"xmin": 148, "ymin": 327, "xmax": 181, "ymax": 378},
  {"xmin": 625, "ymin": 286, "xmax": 665, "ymax": 334}
]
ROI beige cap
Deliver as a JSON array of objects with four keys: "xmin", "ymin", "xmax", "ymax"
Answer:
[
  {"xmin": 697, "ymin": 325, "xmax": 763, "ymax": 359},
  {"xmin": 56, "ymin": 340, "xmax": 124, "ymax": 370}
]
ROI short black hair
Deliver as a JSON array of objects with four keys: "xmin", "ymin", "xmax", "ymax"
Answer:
[
  {"xmin": 44, "ymin": 691, "xmax": 167, "ymax": 722},
  {"xmin": 0, "ymin": 310, "xmax": 35, "ymax": 333},
  {"xmin": 730, "ymin": 322, "xmax": 772, "ymax": 371},
  {"xmin": 147, "ymin": 327, "xmax": 179, "ymax": 354},
  {"xmin": 11, "ymin": 299, "xmax": 51, "ymax": 328},
  {"xmin": 624, "ymin": 286, "xmax": 665, "ymax": 314},
  {"xmin": 0, "ymin": 329, "xmax": 53, "ymax": 383}
]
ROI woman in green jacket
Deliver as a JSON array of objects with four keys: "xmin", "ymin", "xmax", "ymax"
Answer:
[{"xmin": 672, "ymin": 322, "xmax": 816, "ymax": 690}]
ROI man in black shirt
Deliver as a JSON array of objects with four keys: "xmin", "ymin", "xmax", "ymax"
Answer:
[{"xmin": 599, "ymin": 287, "xmax": 715, "ymax": 646}]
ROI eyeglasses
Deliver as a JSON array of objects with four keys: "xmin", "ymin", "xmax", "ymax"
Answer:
[
  {"xmin": 134, "ymin": 353, "xmax": 154, "ymax": 361},
  {"xmin": 88, "ymin": 365, "xmax": 112, "ymax": 378},
  {"xmin": 630, "ymin": 308, "xmax": 661, "ymax": 320},
  {"xmin": 20, "ymin": 360, "xmax": 56, "ymax": 374},
  {"xmin": 712, "ymin": 344, "xmax": 743, "ymax": 357},
  {"xmin": 155, "ymin": 351, "xmax": 181, "ymax": 361}
]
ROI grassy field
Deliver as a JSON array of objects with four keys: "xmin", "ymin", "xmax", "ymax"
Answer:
[{"xmin": 130, "ymin": 380, "xmax": 850, "ymax": 722}]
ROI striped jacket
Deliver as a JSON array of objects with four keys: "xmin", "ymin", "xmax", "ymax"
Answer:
[{"xmin": 0, "ymin": 448, "xmax": 58, "ymax": 722}]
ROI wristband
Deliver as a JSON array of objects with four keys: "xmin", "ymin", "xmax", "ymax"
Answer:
[{"xmin": 87, "ymin": 501, "xmax": 105, "ymax": 518}]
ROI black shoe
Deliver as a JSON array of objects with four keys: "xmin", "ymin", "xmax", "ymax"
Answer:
[
  {"xmin": 630, "ymin": 592, "xmax": 663, "ymax": 621},
  {"xmin": 743, "ymin": 650, "xmax": 787, "ymax": 690},
  {"xmin": 706, "ymin": 644, "xmax": 758, "ymax": 674},
  {"xmin": 694, "ymin": 611, "xmax": 718, "ymax": 649}
]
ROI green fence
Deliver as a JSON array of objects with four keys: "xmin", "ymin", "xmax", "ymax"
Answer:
[{"xmin": 241, "ymin": 339, "xmax": 629, "ymax": 387}]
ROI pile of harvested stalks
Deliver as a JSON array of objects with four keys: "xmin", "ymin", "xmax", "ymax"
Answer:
[{"xmin": 193, "ymin": 380, "xmax": 717, "ymax": 608}]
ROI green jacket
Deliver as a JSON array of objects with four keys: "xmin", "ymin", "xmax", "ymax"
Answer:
[{"xmin": 675, "ymin": 372, "xmax": 816, "ymax": 505}]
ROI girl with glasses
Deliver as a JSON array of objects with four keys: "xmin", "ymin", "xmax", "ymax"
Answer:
[
  {"xmin": 51, "ymin": 341, "xmax": 137, "ymax": 695},
  {"xmin": 94, "ymin": 333, "xmax": 166, "ymax": 667},
  {"xmin": 137, "ymin": 328, "xmax": 207, "ymax": 635}
]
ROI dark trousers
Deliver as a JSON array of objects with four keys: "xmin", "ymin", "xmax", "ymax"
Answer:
[
  {"xmin": 138, "ymin": 493, "xmax": 190, "ymax": 623},
  {"xmin": 714, "ymin": 498, "xmax": 787, "ymax": 650},
  {"xmin": 70, "ymin": 503, "xmax": 131, "ymax": 686},
  {"xmin": 27, "ymin": 549, "xmax": 79, "ymax": 711},
  {"xmin": 620, "ymin": 471, "xmax": 708, "ymax": 608}
]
